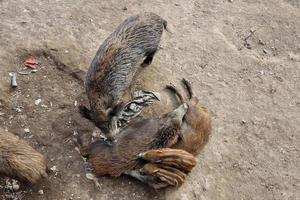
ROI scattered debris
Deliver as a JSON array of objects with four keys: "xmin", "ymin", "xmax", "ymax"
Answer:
[
  {"xmin": 24, "ymin": 128, "xmax": 30, "ymax": 133},
  {"xmin": 50, "ymin": 166, "xmax": 58, "ymax": 173},
  {"xmin": 15, "ymin": 106, "xmax": 24, "ymax": 113},
  {"xmin": 10, "ymin": 72, "xmax": 17, "ymax": 87},
  {"xmin": 18, "ymin": 69, "xmax": 38, "ymax": 75},
  {"xmin": 38, "ymin": 189, "xmax": 44, "ymax": 195},
  {"xmin": 4, "ymin": 179, "xmax": 20, "ymax": 192},
  {"xmin": 199, "ymin": 63, "xmax": 208, "ymax": 69},
  {"xmin": 11, "ymin": 179, "xmax": 20, "ymax": 191},
  {"xmin": 86, "ymin": 173, "xmax": 95, "ymax": 180},
  {"xmin": 232, "ymin": 163, "xmax": 240, "ymax": 168},
  {"xmin": 35, "ymin": 98, "xmax": 42, "ymax": 106},
  {"xmin": 243, "ymin": 28, "xmax": 257, "ymax": 49},
  {"xmin": 244, "ymin": 28, "xmax": 256, "ymax": 42},
  {"xmin": 240, "ymin": 120, "xmax": 247, "ymax": 125},
  {"xmin": 41, "ymin": 104, "xmax": 48, "ymax": 108},
  {"xmin": 24, "ymin": 56, "xmax": 38, "ymax": 69},
  {"xmin": 258, "ymin": 39, "xmax": 265, "ymax": 45}
]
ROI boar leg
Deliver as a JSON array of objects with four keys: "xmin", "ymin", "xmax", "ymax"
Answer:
[{"xmin": 139, "ymin": 148, "xmax": 197, "ymax": 173}]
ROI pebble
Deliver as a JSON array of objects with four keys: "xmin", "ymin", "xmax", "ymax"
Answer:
[
  {"xmin": 263, "ymin": 49, "xmax": 268, "ymax": 54},
  {"xmin": 12, "ymin": 180, "xmax": 20, "ymax": 191},
  {"xmin": 38, "ymin": 189, "xmax": 44, "ymax": 195},
  {"xmin": 35, "ymin": 98, "xmax": 42, "ymax": 105},
  {"xmin": 24, "ymin": 128, "xmax": 30, "ymax": 133},
  {"xmin": 50, "ymin": 165, "xmax": 58, "ymax": 172}
]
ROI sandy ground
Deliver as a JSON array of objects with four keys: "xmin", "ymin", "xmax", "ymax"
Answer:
[{"xmin": 0, "ymin": 0, "xmax": 299, "ymax": 199}]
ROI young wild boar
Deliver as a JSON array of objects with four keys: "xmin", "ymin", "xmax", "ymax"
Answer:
[
  {"xmin": 125, "ymin": 79, "xmax": 212, "ymax": 189},
  {"xmin": 79, "ymin": 12, "xmax": 167, "ymax": 139},
  {"xmin": 78, "ymin": 103, "xmax": 189, "ymax": 177},
  {"xmin": 166, "ymin": 79, "xmax": 212, "ymax": 156},
  {"xmin": 0, "ymin": 129, "xmax": 47, "ymax": 184}
]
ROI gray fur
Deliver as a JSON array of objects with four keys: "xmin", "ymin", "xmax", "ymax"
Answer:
[{"xmin": 83, "ymin": 12, "xmax": 167, "ymax": 136}]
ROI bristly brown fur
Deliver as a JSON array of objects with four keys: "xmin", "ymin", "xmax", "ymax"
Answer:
[
  {"xmin": 0, "ymin": 129, "xmax": 47, "ymax": 183},
  {"xmin": 168, "ymin": 79, "xmax": 212, "ymax": 155},
  {"xmin": 80, "ymin": 104, "xmax": 187, "ymax": 177},
  {"xmin": 82, "ymin": 12, "xmax": 167, "ymax": 137}
]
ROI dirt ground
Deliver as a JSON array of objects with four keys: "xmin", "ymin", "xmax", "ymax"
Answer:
[{"xmin": 0, "ymin": 0, "xmax": 299, "ymax": 200}]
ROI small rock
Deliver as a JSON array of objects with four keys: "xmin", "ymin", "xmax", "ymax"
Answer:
[
  {"xmin": 175, "ymin": 3, "xmax": 180, "ymax": 6},
  {"xmin": 50, "ymin": 165, "xmax": 58, "ymax": 172},
  {"xmin": 35, "ymin": 98, "xmax": 42, "ymax": 106},
  {"xmin": 12, "ymin": 179, "xmax": 20, "ymax": 191},
  {"xmin": 0, "ymin": 112, "xmax": 4, "ymax": 116},
  {"xmin": 74, "ymin": 100, "xmax": 78, "ymax": 107},
  {"xmin": 38, "ymin": 189, "xmax": 44, "ymax": 195},
  {"xmin": 232, "ymin": 163, "xmax": 239, "ymax": 168},
  {"xmin": 15, "ymin": 107, "xmax": 22, "ymax": 113},
  {"xmin": 263, "ymin": 49, "xmax": 268, "ymax": 54},
  {"xmin": 24, "ymin": 128, "xmax": 30, "ymax": 133},
  {"xmin": 122, "ymin": 6, "xmax": 127, "ymax": 11},
  {"xmin": 240, "ymin": 120, "xmax": 247, "ymax": 125},
  {"xmin": 228, "ymin": 0, "xmax": 233, "ymax": 2},
  {"xmin": 86, "ymin": 173, "xmax": 95, "ymax": 180},
  {"xmin": 258, "ymin": 39, "xmax": 265, "ymax": 45},
  {"xmin": 245, "ymin": 43, "xmax": 252, "ymax": 49}
]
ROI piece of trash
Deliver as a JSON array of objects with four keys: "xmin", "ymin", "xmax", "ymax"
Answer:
[
  {"xmin": 240, "ymin": 120, "xmax": 247, "ymax": 125},
  {"xmin": 74, "ymin": 100, "xmax": 78, "ymax": 107},
  {"xmin": 24, "ymin": 56, "xmax": 38, "ymax": 69},
  {"xmin": 18, "ymin": 69, "xmax": 38, "ymax": 75},
  {"xmin": 24, "ymin": 128, "xmax": 30, "ymax": 133},
  {"xmin": 35, "ymin": 98, "xmax": 42, "ymax": 105},
  {"xmin": 10, "ymin": 72, "xmax": 17, "ymax": 87},
  {"xmin": 41, "ymin": 104, "xmax": 48, "ymax": 108}
]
